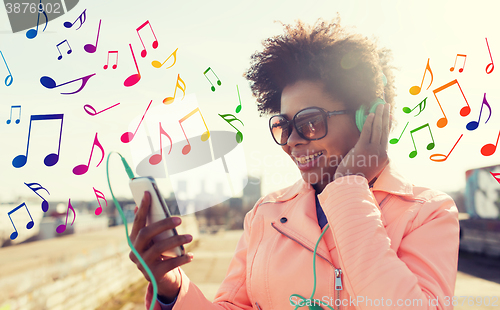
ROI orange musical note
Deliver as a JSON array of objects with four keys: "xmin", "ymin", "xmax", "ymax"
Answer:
[
  {"xmin": 103, "ymin": 51, "xmax": 118, "ymax": 69},
  {"xmin": 219, "ymin": 113, "xmax": 244, "ymax": 143},
  {"xmin": 124, "ymin": 44, "xmax": 141, "ymax": 87},
  {"xmin": 409, "ymin": 58, "xmax": 433, "ymax": 95},
  {"xmin": 481, "ymin": 130, "xmax": 500, "ymax": 156},
  {"xmin": 92, "ymin": 187, "xmax": 107, "ymax": 216},
  {"xmin": 8, "ymin": 202, "xmax": 34, "ymax": 240},
  {"xmin": 73, "ymin": 132, "xmax": 105, "ymax": 175},
  {"xmin": 163, "ymin": 74, "xmax": 186, "ymax": 105},
  {"xmin": 136, "ymin": 20, "xmax": 158, "ymax": 58},
  {"xmin": 149, "ymin": 122, "xmax": 172, "ymax": 165},
  {"xmin": 56, "ymin": 199, "xmax": 76, "ymax": 234},
  {"xmin": 430, "ymin": 134, "xmax": 463, "ymax": 162},
  {"xmin": 152, "ymin": 48, "xmax": 178, "ymax": 69},
  {"xmin": 402, "ymin": 97, "xmax": 427, "ymax": 117},
  {"xmin": 179, "ymin": 108, "xmax": 210, "ymax": 155},
  {"xmin": 408, "ymin": 123, "xmax": 435, "ymax": 158},
  {"xmin": 450, "ymin": 54, "xmax": 467, "ymax": 73},
  {"xmin": 389, "ymin": 122, "xmax": 409, "ymax": 144},
  {"xmin": 486, "ymin": 38, "xmax": 494, "ymax": 74},
  {"xmin": 121, "ymin": 100, "xmax": 152, "ymax": 143},
  {"xmin": 432, "ymin": 79, "xmax": 471, "ymax": 128}
]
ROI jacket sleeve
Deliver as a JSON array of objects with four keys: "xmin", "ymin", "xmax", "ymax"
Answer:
[
  {"xmin": 318, "ymin": 175, "xmax": 459, "ymax": 310},
  {"xmin": 144, "ymin": 199, "xmax": 262, "ymax": 310}
]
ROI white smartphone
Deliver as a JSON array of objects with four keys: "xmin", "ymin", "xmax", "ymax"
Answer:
[{"xmin": 129, "ymin": 176, "xmax": 185, "ymax": 257}]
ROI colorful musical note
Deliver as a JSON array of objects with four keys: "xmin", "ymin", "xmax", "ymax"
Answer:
[
  {"xmin": 25, "ymin": 182, "xmax": 50, "ymax": 212},
  {"xmin": 63, "ymin": 9, "xmax": 87, "ymax": 30},
  {"xmin": 56, "ymin": 199, "xmax": 76, "ymax": 234},
  {"xmin": 84, "ymin": 102, "xmax": 120, "ymax": 116},
  {"xmin": 136, "ymin": 20, "xmax": 158, "ymax": 58},
  {"xmin": 408, "ymin": 123, "xmax": 435, "ymax": 158},
  {"xmin": 432, "ymin": 79, "xmax": 471, "ymax": 128},
  {"xmin": 203, "ymin": 67, "xmax": 221, "ymax": 92},
  {"xmin": 121, "ymin": 100, "xmax": 152, "ymax": 143},
  {"xmin": 73, "ymin": 133, "xmax": 105, "ymax": 175},
  {"xmin": 1, "ymin": 50, "xmax": 13, "ymax": 86},
  {"xmin": 26, "ymin": 0, "xmax": 48, "ymax": 39},
  {"xmin": 450, "ymin": 54, "xmax": 467, "ymax": 73},
  {"xmin": 219, "ymin": 114, "xmax": 244, "ymax": 143},
  {"xmin": 409, "ymin": 58, "xmax": 433, "ymax": 95},
  {"xmin": 6, "ymin": 105, "xmax": 21, "ymax": 124},
  {"xmin": 179, "ymin": 108, "xmax": 210, "ymax": 155},
  {"xmin": 152, "ymin": 48, "xmax": 178, "ymax": 69},
  {"xmin": 149, "ymin": 122, "xmax": 172, "ymax": 165},
  {"xmin": 40, "ymin": 73, "xmax": 96, "ymax": 95},
  {"xmin": 84, "ymin": 19, "xmax": 101, "ymax": 53},
  {"xmin": 163, "ymin": 74, "xmax": 186, "ymax": 104},
  {"xmin": 486, "ymin": 38, "xmax": 494, "ymax": 74},
  {"xmin": 467, "ymin": 93, "xmax": 491, "ymax": 131},
  {"xmin": 103, "ymin": 51, "xmax": 118, "ymax": 69},
  {"xmin": 12, "ymin": 114, "xmax": 64, "ymax": 168},
  {"xmin": 430, "ymin": 134, "xmax": 463, "ymax": 162},
  {"xmin": 8, "ymin": 202, "xmax": 34, "ymax": 240},
  {"xmin": 56, "ymin": 40, "xmax": 72, "ymax": 60},
  {"xmin": 236, "ymin": 85, "xmax": 242, "ymax": 113},
  {"xmin": 490, "ymin": 171, "xmax": 500, "ymax": 185},
  {"xmin": 402, "ymin": 97, "xmax": 426, "ymax": 117},
  {"xmin": 124, "ymin": 44, "xmax": 141, "ymax": 87},
  {"xmin": 481, "ymin": 130, "xmax": 500, "ymax": 156},
  {"xmin": 389, "ymin": 122, "xmax": 409, "ymax": 144},
  {"xmin": 93, "ymin": 187, "xmax": 107, "ymax": 215}
]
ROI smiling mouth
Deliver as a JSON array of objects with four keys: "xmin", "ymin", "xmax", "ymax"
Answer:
[{"xmin": 295, "ymin": 151, "xmax": 324, "ymax": 164}]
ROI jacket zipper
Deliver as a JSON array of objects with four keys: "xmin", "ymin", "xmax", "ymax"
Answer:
[
  {"xmin": 255, "ymin": 302, "xmax": 262, "ymax": 310},
  {"xmin": 271, "ymin": 223, "xmax": 343, "ymax": 310}
]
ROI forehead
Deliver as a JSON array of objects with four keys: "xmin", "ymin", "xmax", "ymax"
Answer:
[{"xmin": 280, "ymin": 80, "xmax": 345, "ymax": 117}]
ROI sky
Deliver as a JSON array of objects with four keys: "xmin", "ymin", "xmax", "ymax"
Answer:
[{"xmin": 1, "ymin": 0, "xmax": 500, "ymax": 208}]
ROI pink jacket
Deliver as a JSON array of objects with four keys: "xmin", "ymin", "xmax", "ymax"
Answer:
[{"xmin": 145, "ymin": 163, "xmax": 459, "ymax": 310}]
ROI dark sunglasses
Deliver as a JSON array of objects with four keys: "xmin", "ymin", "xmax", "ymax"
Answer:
[{"xmin": 269, "ymin": 107, "xmax": 349, "ymax": 145}]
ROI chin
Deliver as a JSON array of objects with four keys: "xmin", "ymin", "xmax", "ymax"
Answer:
[{"xmin": 300, "ymin": 167, "xmax": 336, "ymax": 185}]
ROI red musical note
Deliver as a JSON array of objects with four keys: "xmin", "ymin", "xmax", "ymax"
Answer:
[
  {"xmin": 491, "ymin": 171, "xmax": 500, "ymax": 185},
  {"xmin": 136, "ymin": 20, "xmax": 158, "ymax": 58},
  {"xmin": 450, "ymin": 54, "xmax": 467, "ymax": 73},
  {"xmin": 409, "ymin": 58, "xmax": 433, "ymax": 95},
  {"xmin": 486, "ymin": 38, "xmax": 494, "ymax": 74},
  {"xmin": 402, "ymin": 97, "xmax": 427, "ymax": 117},
  {"xmin": 408, "ymin": 123, "xmax": 435, "ymax": 158},
  {"xmin": 121, "ymin": 100, "xmax": 152, "ymax": 143},
  {"xmin": 73, "ymin": 132, "xmax": 105, "ymax": 175},
  {"xmin": 40, "ymin": 73, "xmax": 96, "ymax": 95},
  {"xmin": 163, "ymin": 74, "xmax": 186, "ymax": 104},
  {"xmin": 432, "ymin": 79, "xmax": 471, "ymax": 128},
  {"xmin": 179, "ymin": 108, "xmax": 210, "ymax": 155},
  {"xmin": 430, "ymin": 134, "xmax": 463, "ymax": 162},
  {"xmin": 481, "ymin": 130, "xmax": 500, "ymax": 156},
  {"xmin": 124, "ymin": 44, "xmax": 141, "ymax": 87},
  {"xmin": 56, "ymin": 199, "xmax": 76, "ymax": 234},
  {"xmin": 149, "ymin": 122, "xmax": 172, "ymax": 165},
  {"xmin": 103, "ymin": 51, "xmax": 118, "ymax": 69},
  {"xmin": 25, "ymin": 182, "xmax": 50, "ymax": 212},
  {"xmin": 64, "ymin": 9, "xmax": 87, "ymax": 30},
  {"xmin": 84, "ymin": 19, "xmax": 101, "ymax": 53},
  {"xmin": 466, "ymin": 93, "xmax": 492, "ymax": 131},
  {"xmin": 8, "ymin": 202, "xmax": 34, "ymax": 240},
  {"xmin": 84, "ymin": 102, "xmax": 120, "ymax": 116},
  {"xmin": 93, "ymin": 187, "xmax": 107, "ymax": 215},
  {"xmin": 152, "ymin": 48, "xmax": 178, "ymax": 69}
]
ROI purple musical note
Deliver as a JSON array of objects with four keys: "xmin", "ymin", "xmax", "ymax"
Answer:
[
  {"xmin": 40, "ymin": 73, "xmax": 96, "ymax": 95},
  {"xmin": 64, "ymin": 9, "xmax": 87, "ymax": 30},
  {"xmin": 84, "ymin": 19, "xmax": 101, "ymax": 53},
  {"xmin": 56, "ymin": 199, "xmax": 76, "ymax": 234},
  {"xmin": 73, "ymin": 133, "xmax": 105, "ymax": 175},
  {"xmin": 466, "ymin": 93, "xmax": 492, "ymax": 131}
]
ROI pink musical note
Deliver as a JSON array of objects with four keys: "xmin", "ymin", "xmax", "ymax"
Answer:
[
  {"xmin": 84, "ymin": 102, "xmax": 120, "ymax": 116},
  {"xmin": 103, "ymin": 51, "xmax": 118, "ymax": 69},
  {"xmin": 63, "ymin": 9, "xmax": 87, "ymax": 30},
  {"xmin": 56, "ymin": 39, "xmax": 72, "ymax": 60},
  {"xmin": 490, "ymin": 171, "xmax": 500, "ymax": 185},
  {"xmin": 40, "ymin": 73, "xmax": 96, "ymax": 95},
  {"xmin": 136, "ymin": 20, "xmax": 158, "ymax": 58},
  {"xmin": 124, "ymin": 44, "xmax": 141, "ymax": 87},
  {"xmin": 149, "ymin": 122, "xmax": 173, "ymax": 165},
  {"xmin": 73, "ymin": 133, "xmax": 105, "ymax": 175},
  {"xmin": 8, "ymin": 202, "xmax": 34, "ymax": 240},
  {"xmin": 432, "ymin": 79, "xmax": 471, "ymax": 128},
  {"xmin": 56, "ymin": 199, "xmax": 76, "ymax": 234},
  {"xmin": 481, "ymin": 130, "xmax": 500, "ymax": 156},
  {"xmin": 430, "ymin": 134, "xmax": 463, "ymax": 162},
  {"xmin": 486, "ymin": 38, "xmax": 494, "ymax": 74},
  {"xmin": 450, "ymin": 54, "xmax": 467, "ymax": 73},
  {"xmin": 93, "ymin": 187, "xmax": 107, "ymax": 216},
  {"xmin": 163, "ymin": 74, "xmax": 186, "ymax": 104},
  {"xmin": 25, "ymin": 182, "xmax": 50, "ymax": 212},
  {"xmin": 179, "ymin": 108, "xmax": 210, "ymax": 155},
  {"xmin": 409, "ymin": 58, "xmax": 433, "ymax": 95},
  {"xmin": 121, "ymin": 100, "xmax": 152, "ymax": 143},
  {"xmin": 84, "ymin": 19, "xmax": 101, "ymax": 54},
  {"xmin": 152, "ymin": 48, "xmax": 178, "ymax": 69},
  {"xmin": 466, "ymin": 93, "xmax": 492, "ymax": 131}
]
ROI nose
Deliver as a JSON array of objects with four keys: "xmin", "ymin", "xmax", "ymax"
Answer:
[{"xmin": 286, "ymin": 124, "xmax": 308, "ymax": 147}]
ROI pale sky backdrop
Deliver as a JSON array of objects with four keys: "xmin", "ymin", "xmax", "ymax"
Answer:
[{"xmin": 1, "ymin": 0, "xmax": 500, "ymax": 204}]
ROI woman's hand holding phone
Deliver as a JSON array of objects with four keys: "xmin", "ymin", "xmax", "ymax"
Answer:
[{"xmin": 129, "ymin": 191, "xmax": 194, "ymax": 303}]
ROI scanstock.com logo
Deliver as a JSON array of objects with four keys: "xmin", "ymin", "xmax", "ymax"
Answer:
[{"xmin": 3, "ymin": 0, "xmax": 79, "ymax": 33}]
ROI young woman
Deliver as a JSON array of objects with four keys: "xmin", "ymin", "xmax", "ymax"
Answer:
[{"xmin": 129, "ymin": 18, "xmax": 460, "ymax": 310}]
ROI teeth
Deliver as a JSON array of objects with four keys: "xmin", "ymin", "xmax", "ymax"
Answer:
[{"xmin": 296, "ymin": 151, "xmax": 323, "ymax": 164}]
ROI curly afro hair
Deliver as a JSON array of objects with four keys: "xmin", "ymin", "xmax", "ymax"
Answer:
[{"xmin": 244, "ymin": 17, "xmax": 396, "ymax": 123}]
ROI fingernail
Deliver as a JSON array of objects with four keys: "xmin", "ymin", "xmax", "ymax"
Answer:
[
  {"xmin": 187, "ymin": 252, "xmax": 194, "ymax": 260},
  {"xmin": 172, "ymin": 217, "xmax": 181, "ymax": 225},
  {"xmin": 134, "ymin": 206, "xmax": 138, "ymax": 215},
  {"xmin": 185, "ymin": 235, "xmax": 193, "ymax": 242}
]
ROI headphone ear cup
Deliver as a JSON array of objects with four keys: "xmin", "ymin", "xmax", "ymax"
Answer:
[{"xmin": 355, "ymin": 99, "xmax": 386, "ymax": 133}]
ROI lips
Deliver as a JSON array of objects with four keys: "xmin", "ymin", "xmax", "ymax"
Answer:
[{"xmin": 293, "ymin": 151, "xmax": 324, "ymax": 170}]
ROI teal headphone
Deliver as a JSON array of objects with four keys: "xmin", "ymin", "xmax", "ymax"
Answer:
[{"xmin": 354, "ymin": 72, "xmax": 388, "ymax": 133}]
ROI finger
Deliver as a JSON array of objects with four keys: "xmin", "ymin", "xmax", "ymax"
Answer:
[
  {"xmin": 134, "ymin": 217, "xmax": 182, "ymax": 254},
  {"xmin": 156, "ymin": 252, "xmax": 194, "ymax": 276},
  {"xmin": 381, "ymin": 103, "xmax": 391, "ymax": 151},
  {"xmin": 359, "ymin": 112, "xmax": 375, "ymax": 145},
  {"xmin": 142, "ymin": 234, "xmax": 192, "ymax": 262},
  {"xmin": 370, "ymin": 104, "xmax": 385, "ymax": 144},
  {"xmin": 130, "ymin": 191, "xmax": 151, "ymax": 242}
]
